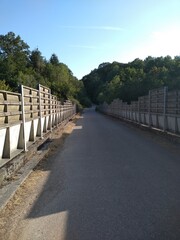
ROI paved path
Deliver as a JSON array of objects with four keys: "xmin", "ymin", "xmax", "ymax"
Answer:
[{"xmin": 17, "ymin": 108, "xmax": 180, "ymax": 240}]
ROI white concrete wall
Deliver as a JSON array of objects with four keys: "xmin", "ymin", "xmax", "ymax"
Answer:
[
  {"xmin": 10, "ymin": 124, "xmax": 21, "ymax": 152},
  {"xmin": 25, "ymin": 121, "xmax": 31, "ymax": 143}
]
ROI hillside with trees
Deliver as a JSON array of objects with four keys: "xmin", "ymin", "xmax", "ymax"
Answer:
[
  {"xmin": 82, "ymin": 56, "xmax": 180, "ymax": 104},
  {"xmin": 1, "ymin": 32, "xmax": 180, "ymax": 107},
  {"xmin": 0, "ymin": 32, "xmax": 91, "ymax": 108}
]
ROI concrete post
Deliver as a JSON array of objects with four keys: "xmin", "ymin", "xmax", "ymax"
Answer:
[
  {"xmin": 55, "ymin": 98, "xmax": 58, "ymax": 127},
  {"xmin": 38, "ymin": 84, "xmax": 43, "ymax": 139},
  {"xmin": 138, "ymin": 99, "xmax": 140, "ymax": 124},
  {"xmin": 20, "ymin": 85, "xmax": 27, "ymax": 152},
  {"xmin": 174, "ymin": 91, "xmax": 178, "ymax": 133},
  {"xmin": 163, "ymin": 86, "xmax": 168, "ymax": 131},
  {"xmin": 148, "ymin": 90, "xmax": 151, "ymax": 127},
  {"xmin": 49, "ymin": 91, "xmax": 52, "ymax": 132}
]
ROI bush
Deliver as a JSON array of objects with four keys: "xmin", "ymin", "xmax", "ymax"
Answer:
[{"xmin": 0, "ymin": 80, "xmax": 12, "ymax": 91}]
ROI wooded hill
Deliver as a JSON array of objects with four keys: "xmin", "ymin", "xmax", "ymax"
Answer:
[
  {"xmin": 1, "ymin": 32, "xmax": 180, "ymax": 108},
  {"xmin": 82, "ymin": 56, "xmax": 180, "ymax": 104},
  {"xmin": 0, "ymin": 32, "xmax": 91, "ymax": 108}
]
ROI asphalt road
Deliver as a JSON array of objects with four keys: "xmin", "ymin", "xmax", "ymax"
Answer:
[{"xmin": 18, "ymin": 108, "xmax": 180, "ymax": 240}]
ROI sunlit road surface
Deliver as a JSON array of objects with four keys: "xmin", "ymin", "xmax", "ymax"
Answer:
[{"xmin": 18, "ymin": 108, "xmax": 180, "ymax": 240}]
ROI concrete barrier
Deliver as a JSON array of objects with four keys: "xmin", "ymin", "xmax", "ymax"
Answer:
[
  {"xmin": 0, "ymin": 84, "xmax": 76, "ymax": 168},
  {"xmin": 99, "ymin": 87, "xmax": 180, "ymax": 136}
]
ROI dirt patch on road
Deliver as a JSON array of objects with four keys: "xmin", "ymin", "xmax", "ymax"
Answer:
[{"xmin": 0, "ymin": 115, "xmax": 80, "ymax": 240}]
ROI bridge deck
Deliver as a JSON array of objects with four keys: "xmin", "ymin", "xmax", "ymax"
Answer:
[{"xmin": 3, "ymin": 108, "xmax": 180, "ymax": 240}]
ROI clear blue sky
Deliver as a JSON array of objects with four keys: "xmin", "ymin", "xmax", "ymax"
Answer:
[{"xmin": 1, "ymin": 0, "xmax": 180, "ymax": 79}]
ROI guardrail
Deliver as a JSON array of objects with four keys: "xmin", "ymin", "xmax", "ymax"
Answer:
[
  {"xmin": 0, "ymin": 84, "xmax": 76, "ymax": 167},
  {"xmin": 99, "ymin": 87, "xmax": 180, "ymax": 136}
]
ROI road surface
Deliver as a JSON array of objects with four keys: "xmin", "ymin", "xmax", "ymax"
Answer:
[{"xmin": 9, "ymin": 108, "xmax": 180, "ymax": 239}]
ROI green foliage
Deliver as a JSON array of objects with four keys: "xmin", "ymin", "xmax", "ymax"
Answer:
[
  {"xmin": 50, "ymin": 53, "xmax": 59, "ymax": 65},
  {"xmin": 69, "ymin": 98, "xmax": 83, "ymax": 113},
  {"xmin": 0, "ymin": 31, "xmax": 91, "ymax": 108},
  {"xmin": 82, "ymin": 56, "xmax": 180, "ymax": 104},
  {"xmin": 75, "ymin": 80, "xmax": 92, "ymax": 107},
  {"xmin": 29, "ymin": 48, "xmax": 45, "ymax": 74},
  {"xmin": 17, "ymin": 71, "xmax": 37, "ymax": 88},
  {"xmin": 0, "ymin": 80, "xmax": 11, "ymax": 91},
  {"xmin": 0, "ymin": 32, "xmax": 30, "ymax": 89}
]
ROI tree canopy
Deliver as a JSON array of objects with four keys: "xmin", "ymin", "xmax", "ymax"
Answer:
[
  {"xmin": 0, "ymin": 32, "xmax": 91, "ymax": 108},
  {"xmin": 82, "ymin": 56, "xmax": 180, "ymax": 104}
]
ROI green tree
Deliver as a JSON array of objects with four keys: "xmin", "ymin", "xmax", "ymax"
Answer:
[
  {"xmin": 30, "ymin": 48, "xmax": 45, "ymax": 73},
  {"xmin": 50, "ymin": 53, "xmax": 59, "ymax": 65},
  {"xmin": 0, "ymin": 80, "xmax": 11, "ymax": 91},
  {"xmin": 83, "ymin": 55, "xmax": 180, "ymax": 104},
  {"xmin": 0, "ymin": 32, "xmax": 30, "ymax": 89}
]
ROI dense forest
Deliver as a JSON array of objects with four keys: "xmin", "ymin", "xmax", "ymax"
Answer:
[
  {"xmin": 0, "ymin": 32, "xmax": 91, "ymax": 109},
  {"xmin": 82, "ymin": 56, "xmax": 180, "ymax": 104}
]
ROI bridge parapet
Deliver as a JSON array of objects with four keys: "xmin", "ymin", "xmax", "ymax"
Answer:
[
  {"xmin": 0, "ymin": 84, "xmax": 76, "ymax": 169},
  {"xmin": 99, "ymin": 87, "xmax": 180, "ymax": 136}
]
